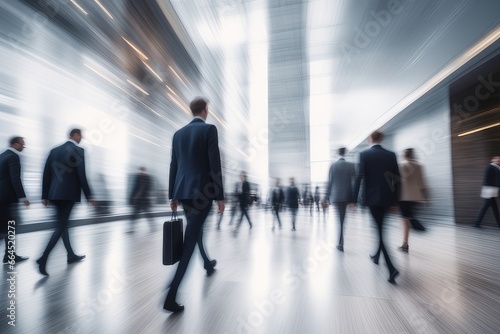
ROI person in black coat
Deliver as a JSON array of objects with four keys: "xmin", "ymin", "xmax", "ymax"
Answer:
[
  {"xmin": 0, "ymin": 136, "xmax": 30, "ymax": 264},
  {"xmin": 271, "ymin": 178, "xmax": 285, "ymax": 229},
  {"xmin": 235, "ymin": 171, "xmax": 253, "ymax": 230},
  {"xmin": 353, "ymin": 130, "xmax": 400, "ymax": 283},
  {"xmin": 326, "ymin": 147, "xmax": 356, "ymax": 251},
  {"xmin": 286, "ymin": 177, "xmax": 300, "ymax": 231},
  {"xmin": 37, "ymin": 129, "xmax": 94, "ymax": 276},
  {"xmin": 165, "ymin": 98, "xmax": 225, "ymax": 313},
  {"xmin": 128, "ymin": 166, "xmax": 154, "ymax": 233},
  {"xmin": 473, "ymin": 156, "xmax": 500, "ymax": 228}
]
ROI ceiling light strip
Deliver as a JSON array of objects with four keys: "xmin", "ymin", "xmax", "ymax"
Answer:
[
  {"xmin": 71, "ymin": 0, "xmax": 88, "ymax": 15},
  {"xmin": 457, "ymin": 122, "xmax": 500, "ymax": 137},
  {"xmin": 348, "ymin": 26, "xmax": 500, "ymax": 149},
  {"xmin": 95, "ymin": 0, "xmax": 113, "ymax": 20},
  {"xmin": 122, "ymin": 37, "xmax": 149, "ymax": 60}
]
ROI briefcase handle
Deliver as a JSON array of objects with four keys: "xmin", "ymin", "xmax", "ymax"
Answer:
[{"xmin": 171, "ymin": 210, "xmax": 179, "ymax": 221}]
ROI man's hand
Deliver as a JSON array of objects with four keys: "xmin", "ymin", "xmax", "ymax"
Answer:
[
  {"xmin": 170, "ymin": 199, "xmax": 178, "ymax": 212},
  {"xmin": 23, "ymin": 199, "xmax": 30, "ymax": 206},
  {"xmin": 42, "ymin": 199, "xmax": 49, "ymax": 207},
  {"xmin": 217, "ymin": 200, "xmax": 225, "ymax": 214}
]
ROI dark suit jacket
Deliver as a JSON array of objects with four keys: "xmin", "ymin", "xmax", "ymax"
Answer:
[
  {"xmin": 354, "ymin": 145, "xmax": 400, "ymax": 207},
  {"xmin": 271, "ymin": 186, "xmax": 285, "ymax": 207},
  {"xmin": 169, "ymin": 118, "xmax": 224, "ymax": 201},
  {"xmin": 42, "ymin": 141, "xmax": 92, "ymax": 202},
  {"xmin": 286, "ymin": 186, "xmax": 300, "ymax": 208},
  {"xmin": 482, "ymin": 163, "xmax": 500, "ymax": 187},
  {"xmin": 130, "ymin": 173, "xmax": 152, "ymax": 206},
  {"xmin": 0, "ymin": 150, "xmax": 26, "ymax": 204},
  {"xmin": 327, "ymin": 158, "xmax": 356, "ymax": 203},
  {"xmin": 237, "ymin": 181, "xmax": 251, "ymax": 207}
]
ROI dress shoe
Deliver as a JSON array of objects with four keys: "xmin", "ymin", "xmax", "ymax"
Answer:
[
  {"xmin": 36, "ymin": 258, "xmax": 48, "ymax": 276},
  {"xmin": 3, "ymin": 254, "xmax": 29, "ymax": 264},
  {"xmin": 163, "ymin": 299, "xmax": 184, "ymax": 313},
  {"xmin": 67, "ymin": 254, "xmax": 86, "ymax": 264},
  {"xmin": 291, "ymin": 227, "xmax": 296, "ymax": 231},
  {"xmin": 388, "ymin": 270, "xmax": 399, "ymax": 284},
  {"xmin": 370, "ymin": 254, "xmax": 379, "ymax": 265},
  {"xmin": 204, "ymin": 260, "xmax": 217, "ymax": 276},
  {"xmin": 399, "ymin": 244, "xmax": 409, "ymax": 252},
  {"xmin": 336, "ymin": 245, "xmax": 344, "ymax": 252}
]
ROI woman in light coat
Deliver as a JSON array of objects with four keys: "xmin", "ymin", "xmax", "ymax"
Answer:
[{"xmin": 398, "ymin": 148, "xmax": 428, "ymax": 252}]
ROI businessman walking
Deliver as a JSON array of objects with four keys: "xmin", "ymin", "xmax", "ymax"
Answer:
[
  {"xmin": 165, "ymin": 97, "xmax": 225, "ymax": 312},
  {"xmin": 0, "ymin": 136, "xmax": 30, "ymax": 264},
  {"xmin": 37, "ymin": 129, "xmax": 93, "ymax": 276},
  {"xmin": 353, "ymin": 130, "xmax": 400, "ymax": 283}
]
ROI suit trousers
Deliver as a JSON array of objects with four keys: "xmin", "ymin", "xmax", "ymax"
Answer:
[
  {"xmin": 335, "ymin": 202, "xmax": 348, "ymax": 246},
  {"xmin": 474, "ymin": 198, "xmax": 500, "ymax": 226},
  {"xmin": 40, "ymin": 201, "xmax": 76, "ymax": 260},
  {"xmin": 167, "ymin": 200, "xmax": 212, "ymax": 300},
  {"xmin": 369, "ymin": 206, "xmax": 396, "ymax": 275},
  {"xmin": 2, "ymin": 204, "xmax": 20, "ymax": 257},
  {"xmin": 272, "ymin": 205, "xmax": 282, "ymax": 227}
]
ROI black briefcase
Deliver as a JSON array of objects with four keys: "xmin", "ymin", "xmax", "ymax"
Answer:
[{"xmin": 162, "ymin": 212, "xmax": 184, "ymax": 265}]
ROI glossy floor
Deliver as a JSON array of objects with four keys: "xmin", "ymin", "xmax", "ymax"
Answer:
[{"xmin": 1, "ymin": 207, "xmax": 499, "ymax": 334}]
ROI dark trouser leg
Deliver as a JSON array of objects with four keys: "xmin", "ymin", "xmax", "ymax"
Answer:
[
  {"xmin": 197, "ymin": 223, "xmax": 212, "ymax": 266},
  {"xmin": 291, "ymin": 208, "xmax": 297, "ymax": 229},
  {"xmin": 166, "ymin": 200, "xmax": 211, "ymax": 301},
  {"xmin": 41, "ymin": 201, "xmax": 75, "ymax": 261},
  {"xmin": 369, "ymin": 206, "xmax": 396, "ymax": 275},
  {"xmin": 130, "ymin": 204, "xmax": 140, "ymax": 230},
  {"xmin": 491, "ymin": 199, "xmax": 500, "ymax": 226},
  {"xmin": 475, "ymin": 198, "xmax": 500, "ymax": 226},
  {"xmin": 274, "ymin": 207, "xmax": 282, "ymax": 227},
  {"xmin": 2, "ymin": 204, "xmax": 12, "ymax": 258},
  {"xmin": 335, "ymin": 203, "xmax": 347, "ymax": 246},
  {"xmin": 474, "ymin": 199, "xmax": 490, "ymax": 225},
  {"xmin": 243, "ymin": 207, "xmax": 252, "ymax": 227}
]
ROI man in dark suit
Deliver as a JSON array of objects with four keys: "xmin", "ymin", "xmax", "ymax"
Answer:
[
  {"xmin": 0, "ymin": 137, "xmax": 30, "ymax": 264},
  {"xmin": 271, "ymin": 177, "xmax": 285, "ymax": 229},
  {"xmin": 326, "ymin": 147, "xmax": 356, "ymax": 252},
  {"xmin": 235, "ymin": 171, "xmax": 252, "ymax": 230},
  {"xmin": 473, "ymin": 156, "xmax": 500, "ymax": 228},
  {"xmin": 165, "ymin": 97, "xmax": 225, "ymax": 313},
  {"xmin": 37, "ymin": 129, "xmax": 93, "ymax": 276},
  {"xmin": 286, "ymin": 177, "xmax": 300, "ymax": 231},
  {"xmin": 128, "ymin": 166, "xmax": 154, "ymax": 233},
  {"xmin": 353, "ymin": 130, "xmax": 400, "ymax": 283}
]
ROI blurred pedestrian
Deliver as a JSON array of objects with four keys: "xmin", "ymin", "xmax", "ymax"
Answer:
[
  {"xmin": 398, "ymin": 148, "xmax": 428, "ymax": 252},
  {"xmin": 353, "ymin": 130, "xmax": 400, "ymax": 283},
  {"xmin": 0, "ymin": 136, "xmax": 30, "ymax": 264},
  {"xmin": 472, "ymin": 156, "xmax": 500, "ymax": 228},
  {"xmin": 128, "ymin": 167, "xmax": 155, "ymax": 233},
  {"xmin": 286, "ymin": 177, "xmax": 300, "ymax": 231},
  {"xmin": 235, "ymin": 171, "xmax": 252, "ymax": 231},
  {"xmin": 37, "ymin": 129, "xmax": 94, "ymax": 276},
  {"xmin": 326, "ymin": 147, "xmax": 355, "ymax": 252},
  {"xmin": 271, "ymin": 178, "xmax": 285, "ymax": 229}
]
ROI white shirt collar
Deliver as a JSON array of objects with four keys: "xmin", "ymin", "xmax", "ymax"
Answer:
[
  {"xmin": 7, "ymin": 147, "xmax": 21, "ymax": 156},
  {"xmin": 68, "ymin": 139, "xmax": 79, "ymax": 146}
]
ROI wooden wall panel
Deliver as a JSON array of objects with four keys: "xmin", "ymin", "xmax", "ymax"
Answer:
[{"xmin": 450, "ymin": 54, "xmax": 500, "ymax": 226}]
